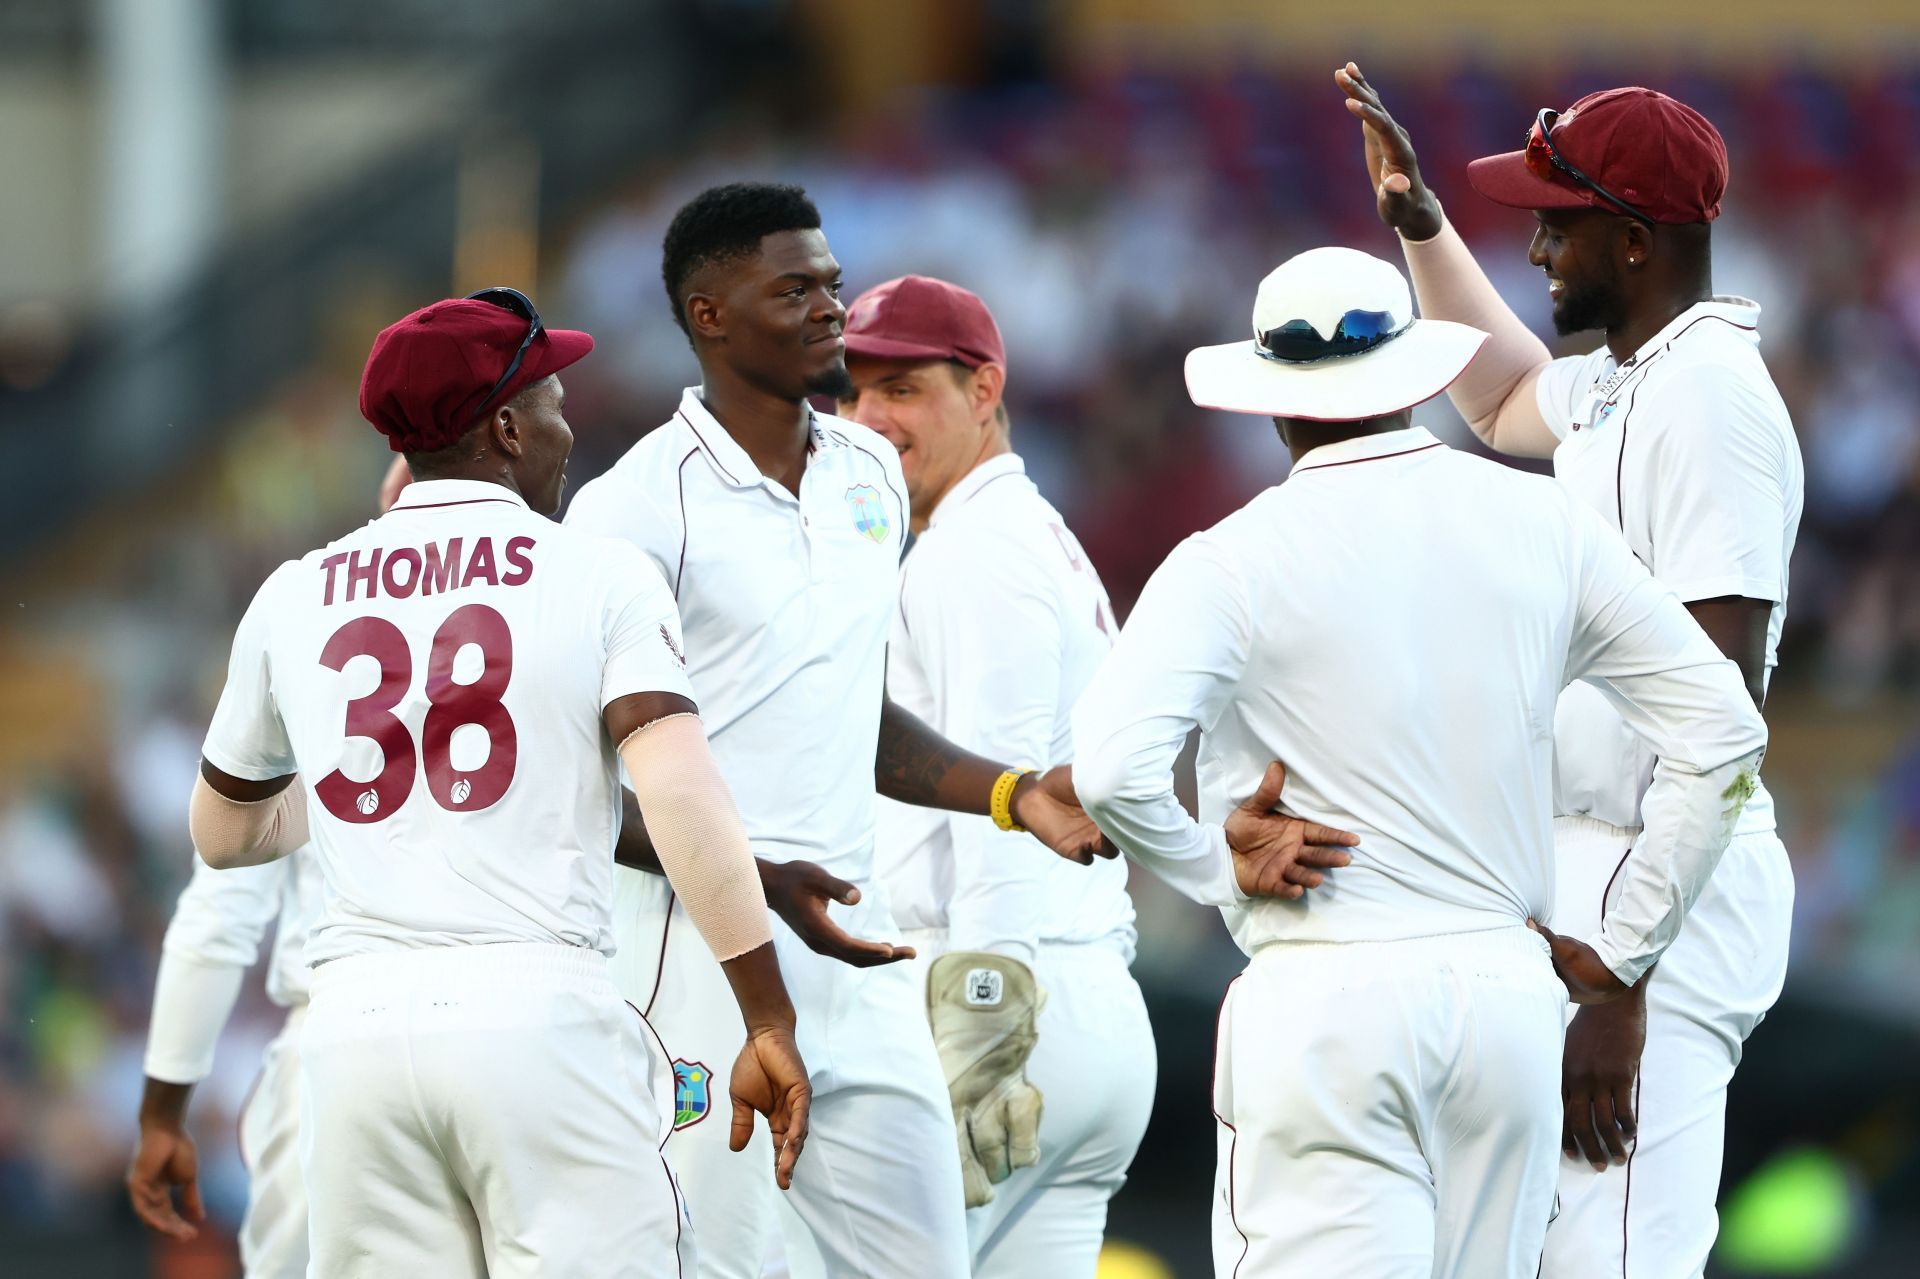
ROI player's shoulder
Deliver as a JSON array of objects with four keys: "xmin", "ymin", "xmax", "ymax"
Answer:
[
  {"xmin": 1642, "ymin": 302, "xmax": 1781, "ymax": 395},
  {"xmin": 543, "ymin": 519, "xmax": 672, "ymax": 590},
  {"xmin": 1443, "ymin": 448, "xmax": 1582, "ymax": 520},
  {"xmin": 1639, "ymin": 325, "xmax": 1794, "ymax": 451},
  {"xmin": 255, "ymin": 554, "xmax": 318, "ymax": 603},
  {"xmin": 565, "ymin": 422, "xmax": 695, "ymax": 537},
  {"xmin": 813, "ymin": 412, "xmax": 907, "ymax": 489}
]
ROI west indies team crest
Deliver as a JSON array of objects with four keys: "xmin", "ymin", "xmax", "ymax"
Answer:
[
  {"xmin": 845, "ymin": 484, "xmax": 891, "ymax": 543},
  {"xmin": 672, "ymin": 1059, "xmax": 711, "ymax": 1130}
]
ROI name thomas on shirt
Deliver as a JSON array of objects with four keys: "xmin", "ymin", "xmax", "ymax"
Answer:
[{"xmin": 318, "ymin": 536, "xmax": 536, "ymax": 605}]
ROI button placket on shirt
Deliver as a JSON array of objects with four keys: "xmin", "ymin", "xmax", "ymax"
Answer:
[{"xmin": 794, "ymin": 457, "xmax": 835, "ymax": 581}]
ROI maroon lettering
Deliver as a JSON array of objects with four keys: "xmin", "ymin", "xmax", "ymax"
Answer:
[
  {"xmin": 345, "ymin": 549, "xmax": 383, "ymax": 603},
  {"xmin": 501, "ymin": 535, "xmax": 535, "ymax": 586},
  {"xmin": 461, "ymin": 537, "xmax": 499, "ymax": 588},
  {"xmin": 320, "ymin": 552, "xmax": 349, "ymax": 605},
  {"xmin": 382, "ymin": 548, "xmax": 423, "ymax": 599},
  {"xmin": 421, "ymin": 538, "xmax": 463, "ymax": 596}
]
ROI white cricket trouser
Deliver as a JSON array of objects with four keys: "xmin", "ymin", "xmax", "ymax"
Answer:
[
  {"xmin": 299, "ymin": 942, "xmax": 693, "ymax": 1279},
  {"xmin": 608, "ymin": 866, "xmax": 970, "ymax": 1279},
  {"xmin": 897, "ymin": 928, "xmax": 1157, "ymax": 1279},
  {"xmin": 237, "ymin": 1003, "xmax": 309, "ymax": 1279},
  {"xmin": 1541, "ymin": 817, "xmax": 1794, "ymax": 1279},
  {"xmin": 1212, "ymin": 926, "xmax": 1566, "ymax": 1279}
]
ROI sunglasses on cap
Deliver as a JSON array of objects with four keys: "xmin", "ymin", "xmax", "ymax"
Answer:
[
  {"xmin": 466, "ymin": 286, "xmax": 544, "ymax": 422},
  {"xmin": 1525, "ymin": 109, "xmax": 1654, "ymax": 226},
  {"xmin": 1256, "ymin": 308, "xmax": 1409, "ymax": 364}
]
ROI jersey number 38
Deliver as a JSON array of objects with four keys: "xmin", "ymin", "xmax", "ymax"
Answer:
[{"xmin": 314, "ymin": 603, "xmax": 518, "ymax": 823}]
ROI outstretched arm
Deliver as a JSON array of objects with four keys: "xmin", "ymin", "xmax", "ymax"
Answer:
[
  {"xmin": 1336, "ymin": 62, "xmax": 1560, "ymax": 459},
  {"xmin": 875, "ymin": 697, "xmax": 1112, "ymax": 864},
  {"xmin": 615, "ymin": 789, "xmax": 914, "ymax": 969}
]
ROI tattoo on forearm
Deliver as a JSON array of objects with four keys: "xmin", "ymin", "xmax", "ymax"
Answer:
[{"xmin": 874, "ymin": 701, "xmax": 969, "ymax": 807}]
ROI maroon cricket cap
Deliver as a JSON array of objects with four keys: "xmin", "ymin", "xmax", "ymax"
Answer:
[
  {"xmin": 1467, "ymin": 87, "xmax": 1729, "ymax": 224},
  {"xmin": 358, "ymin": 296, "xmax": 594, "ymax": 454},
  {"xmin": 842, "ymin": 275, "xmax": 1006, "ymax": 371}
]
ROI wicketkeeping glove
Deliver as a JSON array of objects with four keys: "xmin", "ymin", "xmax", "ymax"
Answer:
[{"xmin": 927, "ymin": 951, "xmax": 1045, "ymax": 1208}]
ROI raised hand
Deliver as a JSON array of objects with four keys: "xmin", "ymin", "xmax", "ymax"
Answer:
[
  {"xmin": 1223, "ymin": 761, "xmax": 1360, "ymax": 899},
  {"xmin": 728, "ymin": 1026, "xmax": 812, "ymax": 1191},
  {"xmin": 760, "ymin": 858, "xmax": 917, "ymax": 968},
  {"xmin": 1335, "ymin": 62, "xmax": 1445, "ymax": 241},
  {"xmin": 1012, "ymin": 765, "xmax": 1119, "ymax": 865}
]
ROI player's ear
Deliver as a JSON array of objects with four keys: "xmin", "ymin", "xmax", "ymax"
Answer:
[
  {"xmin": 1621, "ymin": 218, "xmax": 1655, "ymax": 268},
  {"xmin": 490, "ymin": 404, "xmax": 525, "ymax": 461},
  {"xmin": 970, "ymin": 363, "xmax": 1006, "ymax": 428},
  {"xmin": 685, "ymin": 291, "xmax": 723, "ymax": 342}
]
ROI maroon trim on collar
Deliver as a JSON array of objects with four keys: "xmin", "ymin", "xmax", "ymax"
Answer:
[
  {"xmin": 675, "ymin": 409, "xmax": 744, "ymax": 485},
  {"xmin": 1662, "ymin": 313, "xmax": 1757, "ymax": 347},
  {"xmin": 950, "ymin": 468, "xmax": 1024, "ymax": 512},
  {"xmin": 673, "ymin": 447, "xmax": 698, "ymax": 599},
  {"xmin": 1289, "ymin": 441, "xmax": 1444, "ymax": 476},
  {"xmin": 389, "ymin": 496, "xmax": 519, "ymax": 512}
]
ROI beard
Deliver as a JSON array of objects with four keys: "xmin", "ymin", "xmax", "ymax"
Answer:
[
  {"xmin": 803, "ymin": 356, "xmax": 855, "ymax": 401},
  {"xmin": 1551, "ymin": 272, "xmax": 1628, "ymax": 337}
]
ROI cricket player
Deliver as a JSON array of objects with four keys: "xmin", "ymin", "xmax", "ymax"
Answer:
[
  {"xmin": 1339, "ymin": 67, "xmax": 1804, "ymax": 1276},
  {"xmin": 836, "ymin": 275, "xmax": 1154, "ymax": 1275},
  {"xmin": 127, "ymin": 846, "xmax": 321, "ymax": 1275},
  {"xmin": 191, "ymin": 288, "xmax": 810, "ymax": 1277},
  {"xmin": 1072, "ymin": 245, "xmax": 1770, "ymax": 1278},
  {"xmin": 562, "ymin": 183, "xmax": 1328, "ymax": 1279}
]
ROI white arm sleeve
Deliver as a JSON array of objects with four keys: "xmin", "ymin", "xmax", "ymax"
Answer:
[
  {"xmin": 144, "ymin": 957, "xmax": 248, "ymax": 1084},
  {"xmin": 1072, "ymin": 537, "xmax": 1249, "ymax": 908},
  {"xmin": 619, "ymin": 714, "xmax": 774, "ymax": 962},
  {"xmin": 143, "ymin": 852, "xmax": 291, "ymax": 1082},
  {"xmin": 1564, "ymin": 503, "xmax": 1769, "ymax": 984},
  {"xmin": 1400, "ymin": 214, "xmax": 1559, "ymax": 459}
]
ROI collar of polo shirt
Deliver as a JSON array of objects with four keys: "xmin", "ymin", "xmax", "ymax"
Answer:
[
  {"xmin": 1288, "ymin": 425, "xmax": 1445, "ymax": 476},
  {"xmin": 675, "ymin": 387, "xmax": 828, "ymax": 491},
  {"xmin": 387, "ymin": 477, "xmax": 532, "ymax": 510},
  {"xmin": 927, "ymin": 454, "xmax": 1026, "ymax": 531},
  {"xmin": 1616, "ymin": 297, "xmax": 1762, "ymax": 371}
]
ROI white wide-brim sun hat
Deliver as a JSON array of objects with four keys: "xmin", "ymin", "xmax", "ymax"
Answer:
[{"xmin": 1185, "ymin": 246, "xmax": 1489, "ymax": 422}]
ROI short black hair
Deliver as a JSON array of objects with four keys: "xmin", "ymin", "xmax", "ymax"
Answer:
[{"xmin": 661, "ymin": 182, "xmax": 822, "ymax": 336}]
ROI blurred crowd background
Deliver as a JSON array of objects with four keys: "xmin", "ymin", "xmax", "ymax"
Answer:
[{"xmin": 3, "ymin": 1, "xmax": 1919, "ymax": 1275}]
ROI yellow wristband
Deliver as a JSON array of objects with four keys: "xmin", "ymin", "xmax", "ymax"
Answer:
[{"xmin": 990, "ymin": 768, "xmax": 1034, "ymax": 833}]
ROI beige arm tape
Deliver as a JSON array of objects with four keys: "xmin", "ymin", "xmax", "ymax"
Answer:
[
  {"xmin": 1401, "ymin": 214, "xmax": 1557, "ymax": 455},
  {"xmin": 619, "ymin": 713, "xmax": 774, "ymax": 963},
  {"xmin": 188, "ymin": 774, "xmax": 309, "ymax": 869}
]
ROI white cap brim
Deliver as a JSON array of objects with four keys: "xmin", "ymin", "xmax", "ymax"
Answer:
[{"xmin": 1184, "ymin": 318, "xmax": 1489, "ymax": 421}]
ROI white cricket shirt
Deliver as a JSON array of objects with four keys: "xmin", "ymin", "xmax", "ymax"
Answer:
[
  {"xmin": 1537, "ymin": 298, "xmax": 1803, "ymax": 835},
  {"xmin": 203, "ymin": 478, "xmax": 694, "ymax": 965},
  {"xmin": 875, "ymin": 454, "xmax": 1136, "ymax": 964},
  {"xmin": 1073, "ymin": 427, "xmax": 1768, "ymax": 982},
  {"xmin": 565, "ymin": 388, "xmax": 907, "ymax": 881}
]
